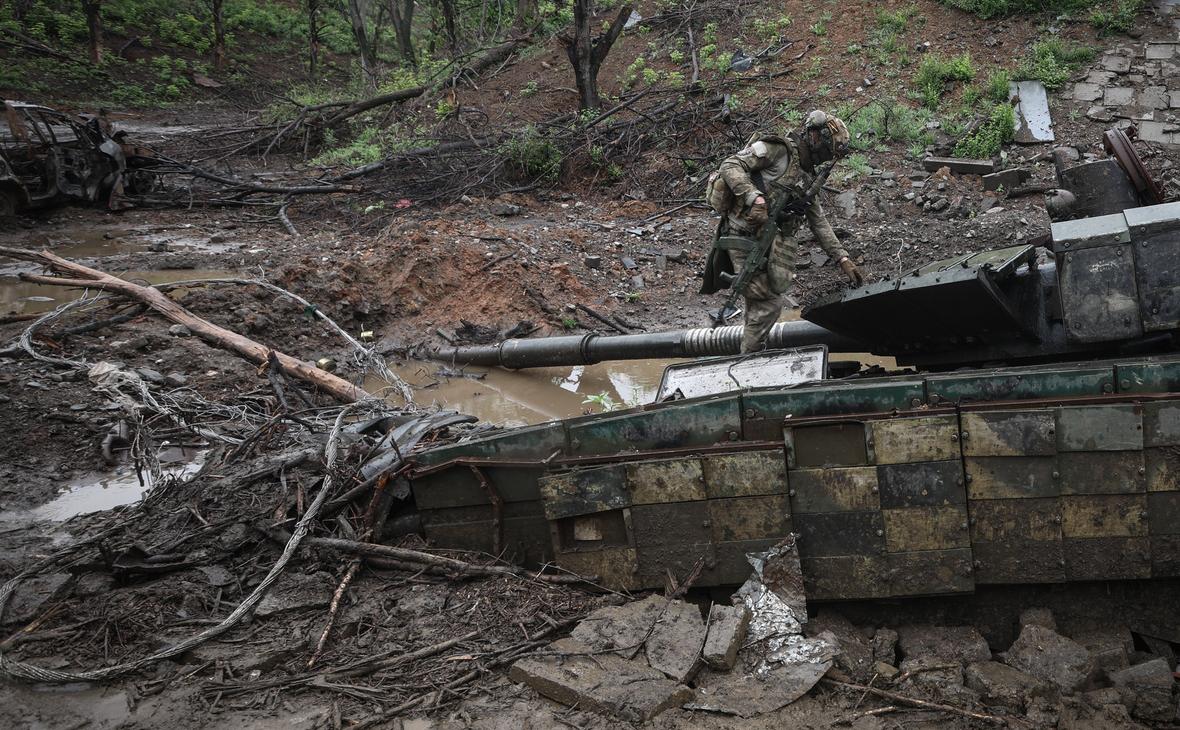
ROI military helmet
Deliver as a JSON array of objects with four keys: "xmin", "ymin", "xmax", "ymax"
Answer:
[{"xmin": 803, "ymin": 109, "xmax": 850, "ymax": 159}]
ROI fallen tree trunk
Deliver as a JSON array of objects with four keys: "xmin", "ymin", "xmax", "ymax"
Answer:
[
  {"xmin": 0, "ymin": 248, "xmax": 366, "ymax": 403},
  {"xmin": 321, "ymin": 33, "xmax": 535, "ymax": 127}
]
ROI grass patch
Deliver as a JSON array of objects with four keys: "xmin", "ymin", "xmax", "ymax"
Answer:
[
  {"xmin": 914, "ymin": 52, "xmax": 975, "ymax": 108},
  {"xmin": 937, "ymin": 0, "xmax": 1144, "ymax": 34},
  {"xmin": 838, "ymin": 99, "xmax": 934, "ymax": 151},
  {"xmin": 985, "ymin": 69, "xmax": 1011, "ymax": 102},
  {"xmin": 952, "ymin": 102, "xmax": 1015, "ymax": 158},
  {"xmin": 1015, "ymin": 38, "xmax": 1095, "ymax": 90},
  {"xmin": 499, "ymin": 126, "xmax": 564, "ymax": 182}
]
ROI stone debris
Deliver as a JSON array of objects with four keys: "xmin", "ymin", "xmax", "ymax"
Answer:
[
  {"xmin": 569, "ymin": 593, "xmax": 667, "ymax": 659},
  {"xmin": 644, "ymin": 599, "xmax": 706, "ymax": 682},
  {"xmin": 509, "ymin": 638, "xmax": 693, "ymax": 723},
  {"xmin": 1019, "ymin": 606, "xmax": 1058, "ymax": 632},
  {"xmin": 806, "ymin": 611, "xmax": 874, "ymax": 681},
  {"xmin": 702, "ymin": 604, "xmax": 749, "ymax": 671},
  {"xmin": 983, "ymin": 168, "xmax": 1032, "ymax": 192},
  {"xmin": 965, "ymin": 660, "xmax": 1051, "ymax": 711},
  {"xmin": 1010, "ymin": 80, "xmax": 1055, "ymax": 143},
  {"xmin": 1108, "ymin": 658, "xmax": 1176, "ymax": 722},
  {"xmin": 897, "ymin": 624, "xmax": 991, "ymax": 667},
  {"xmin": 922, "ymin": 157, "xmax": 996, "ymax": 176},
  {"xmin": 1004, "ymin": 624, "xmax": 1096, "ymax": 693},
  {"xmin": 1072, "ymin": 625, "xmax": 1134, "ymax": 674},
  {"xmin": 872, "ymin": 627, "xmax": 899, "ymax": 665}
]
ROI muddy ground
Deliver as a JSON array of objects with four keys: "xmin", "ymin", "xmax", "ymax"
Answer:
[{"xmin": 6, "ymin": 4, "xmax": 1180, "ymax": 728}]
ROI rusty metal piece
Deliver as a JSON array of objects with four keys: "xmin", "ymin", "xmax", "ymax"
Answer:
[{"xmin": 1104, "ymin": 127, "xmax": 1165, "ymax": 205}]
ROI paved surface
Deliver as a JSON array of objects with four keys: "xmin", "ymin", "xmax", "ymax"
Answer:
[{"xmin": 1071, "ymin": 2, "xmax": 1180, "ymax": 144}]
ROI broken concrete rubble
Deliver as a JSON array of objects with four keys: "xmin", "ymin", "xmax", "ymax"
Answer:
[
  {"xmin": 965, "ymin": 660, "xmax": 1052, "ymax": 711},
  {"xmin": 644, "ymin": 599, "xmax": 706, "ymax": 682},
  {"xmin": 806, "ymin": 611, "xmax": 874, "ymax": 681},
  {"xmin": 922, "ymin": 157, "xmax": 995, "ymax": 175},
  {"xmin": 1108, "ymin": 658, "xmax": 1177, "ymax": 723},
  {"xmin": 702, "ymin": 604, "xmax": 749, "ymax": 671},
  {"xmin": 568, "ymin": 593, "xmax": 667, "ymax": 659},
  {"xmin": 509, "ymin": 637, "xmax": 693, "ymax": 723},
  {"xmin": 1004, "ymin": 624, "xmax": 1096, "ymax": 693}
]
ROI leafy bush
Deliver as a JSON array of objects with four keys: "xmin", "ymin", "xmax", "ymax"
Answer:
[
  {"xmin": 985, "ymin": 69, "xmax": 1011, "ymax": 102},
  {"xmin": 1016, "ymin": 38, "xmax": 1095, "ymax": 90},
  {"xmin": 914, "ymin": 53, "xmax": 975, "ymax": 108},
  {"xmin": 842, "ymin": 100, "xmax": 933, "ymax": 150},
  {"xmin": 939, "ymin": 0, "xmax": 1114, "ymax": 16},
  {"xmin": 499, "ymin": 126, "xmax": 563, "ymax": 182},
  {"xmin": 953, "ymin": 102, "xmax": 1015, "ymax": 158},
  {"xmin": 1088, "ymin": 0, "xmax": 1144, "ymax": 35}
]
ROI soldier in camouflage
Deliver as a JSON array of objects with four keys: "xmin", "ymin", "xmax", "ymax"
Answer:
[{"xmin": 702, "ymin": 110, "xmax": 866, "ymax": 352}]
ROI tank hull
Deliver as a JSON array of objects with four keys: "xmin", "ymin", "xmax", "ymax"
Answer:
[{"xmin": 407, "ymin": 353, "xmax": 1180, "ymax": 598}]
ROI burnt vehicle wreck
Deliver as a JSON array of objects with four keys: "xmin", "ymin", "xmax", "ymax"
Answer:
[
  {"xmin": 0, "ymin": 100, "xmax": 154, "ymax": 216},
  {"xmin": 409, "ymin": 129, "xmax": 1180, "ymax": 604}
]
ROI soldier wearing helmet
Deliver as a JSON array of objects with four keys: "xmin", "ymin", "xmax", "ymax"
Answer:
[{"xmin": 702, "ymin": 110, "xmax": 865, "ymax": 353}]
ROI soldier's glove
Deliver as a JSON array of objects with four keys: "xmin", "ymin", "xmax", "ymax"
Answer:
[
  {"xmin": 839, "ymin": 257, "xmax": 864, "ymax": 287},
  {"xmin": 747, "ymin": 195, "xmax": 769, "ymax": 226}
]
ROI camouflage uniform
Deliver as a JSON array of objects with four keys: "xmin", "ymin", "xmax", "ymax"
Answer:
[{"xmin": 719, "ymin": 136, "xmax": 849, "ymax": 353}]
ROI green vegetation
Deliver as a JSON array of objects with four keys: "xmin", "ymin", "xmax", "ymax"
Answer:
[
  {"xmin": 1015, "ymin": 38, "xmax": 1095, "ymax": 90},
  {"xmin": 843, "ymin": 153, "xmax": 872, "ymax": 178},
  {"xmin": 582, "ymin": 392, "xmax": 619, "ymax": 412},
  {"xmin": 561, "ymin": 316, "xmax": 579, "ymax": 331},
  {"xmin": 953, "ymin": 102, "xmax": 1016, "ymax": 158},
  {"xmin": 914, "ymin": 52, "xmax": 975, "ymax": 108},
  {"xmin": 937, "ymin": 0, "xmax": 1144, "ymax": 34},
  {"xmin": 839, "ymin": 99, "xmax": 934, "ymax": 151},
  {"xmin": 499, "ymin": 126, "xmax": 564, "ymax": 182},
  {"xmin": 876, "ymin": 3, "xmax": 923, "ymax": 33},
  {"xmin": 986, "ymin": 69, "xmax": 1011, "ymax": 102}
]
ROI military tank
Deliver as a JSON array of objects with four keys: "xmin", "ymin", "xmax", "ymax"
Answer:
[{"xmin": 405, "ymin": 129, "xmax": 1180, "ymax": 601}]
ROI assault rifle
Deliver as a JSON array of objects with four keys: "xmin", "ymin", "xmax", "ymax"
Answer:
[{"xmin": 711, "ymin": 159, "xmax": 837, "ymax": 326}]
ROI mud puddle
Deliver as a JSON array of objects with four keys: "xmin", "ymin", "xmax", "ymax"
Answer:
[
  {"xmin": 0, "ymin": 447, "xmax": 203, "ymax": 523},
  {"xmin": 0, "ymin": 269, "xmax": 239, "ymax": 317},
  {"xmin": 369, "ymin": 359, "xmax": 679, "ymax": 425}
]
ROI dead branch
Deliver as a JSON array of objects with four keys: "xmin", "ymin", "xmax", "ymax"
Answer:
[
  {"xmin": 299, "ymin": 535, "xmax": 594, "ymax": 584},
  {"xmin": 0, "ymin": 248, "xmax": 366, "ymax": 403},
  {"xmin": 821, "ymin": 679, "xmax": 1008, "ymax": 725}
]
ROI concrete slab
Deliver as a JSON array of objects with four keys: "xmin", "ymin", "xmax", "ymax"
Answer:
[
  {"xmin": 1105, "ymin": 87, "xmax": 1136, "ymax": 106},
  {"xmin": 1102, "ymin": 54, "xmax": 1133, "ymax": 73},
  {"xmin": 1086, "ymin": 69, "xmax": 1118, "ymax": 85},
  {"xmin": 1141, "ymin": 85, "xmax": 1171, "ymax": 110},
  {"xmin": 569, "ymin": 594, "xmax": 668, "ymax": 659},
  {"xmin": 1169, "ymin": 91, "xmax": 1180, "ymax": 108},
  {"xmin": 644, "ymin": 600, "xmax": 706, "ymax": 682},
  {"xmin": 1146, "ymin": 43, "xmax": 1177, "ymax": 60},
  {"xmin": 1011, "ymin": 81, "xmax": 1054, "ymax": 143},
  {"xmin": 1005, "ymin": 624, "xmax": 1095, "ymax": 693},
  {"xmin": 510, "ymin": 638, "xmax": 692, "ymax": 722},
  {"xmin": 1139, "ymin": 120, "xmax": 1176, "ymax": 144},
  {"xmin": 1073, "ymin": 83, "xmax": 1104, "ymax": 102}
]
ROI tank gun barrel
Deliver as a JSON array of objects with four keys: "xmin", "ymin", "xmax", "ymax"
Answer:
[{"xmin": 429, "ymin": 320, "xmax": 866, "ymax": 368}]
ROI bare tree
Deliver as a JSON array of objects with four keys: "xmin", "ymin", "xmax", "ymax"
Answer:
[
  {"xmin": 80, "ymin": 0, "xmax": 103, "ymax": 64},
  {"xmin": 388, "ymin": 0, "xmax": 415, "ymax": 66},
  {"xmin": 436, "ymin": 0, "xmax": 457, "ymax": 55},
  {"xmin": 562, "ymin": 1, "xmax": 631, "ymax": 110},
  {"xmin": 306, "ymin": 0, "xmax": 323, "ymax": 79},
  {"xmin": 346, "ymin": 0, "xmax": 378, "ymax": 86},
  {"xmin": 207, "ymin": 0, "xmax": 226, "ymax": 69}
]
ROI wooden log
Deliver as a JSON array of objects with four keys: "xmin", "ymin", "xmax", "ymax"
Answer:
[{"xmin": 0, "ymin": 247, "xmax": 365, "ymax": 403}]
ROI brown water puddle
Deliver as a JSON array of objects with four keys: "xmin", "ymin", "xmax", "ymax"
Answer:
[
  {"xmin": 368, "ymin": 359, "xmax": 681, "ymax": 425},
  {"xmin": 0, "ymin": 269, "xmax": 240, "ymax": 316},
  {"xmin": 369, "ymin": 317, "xmax": 896, "ymax": 426},
  {"xmin": 0, "ymin": 447, "xmax": 203, "ymax": 523}
]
